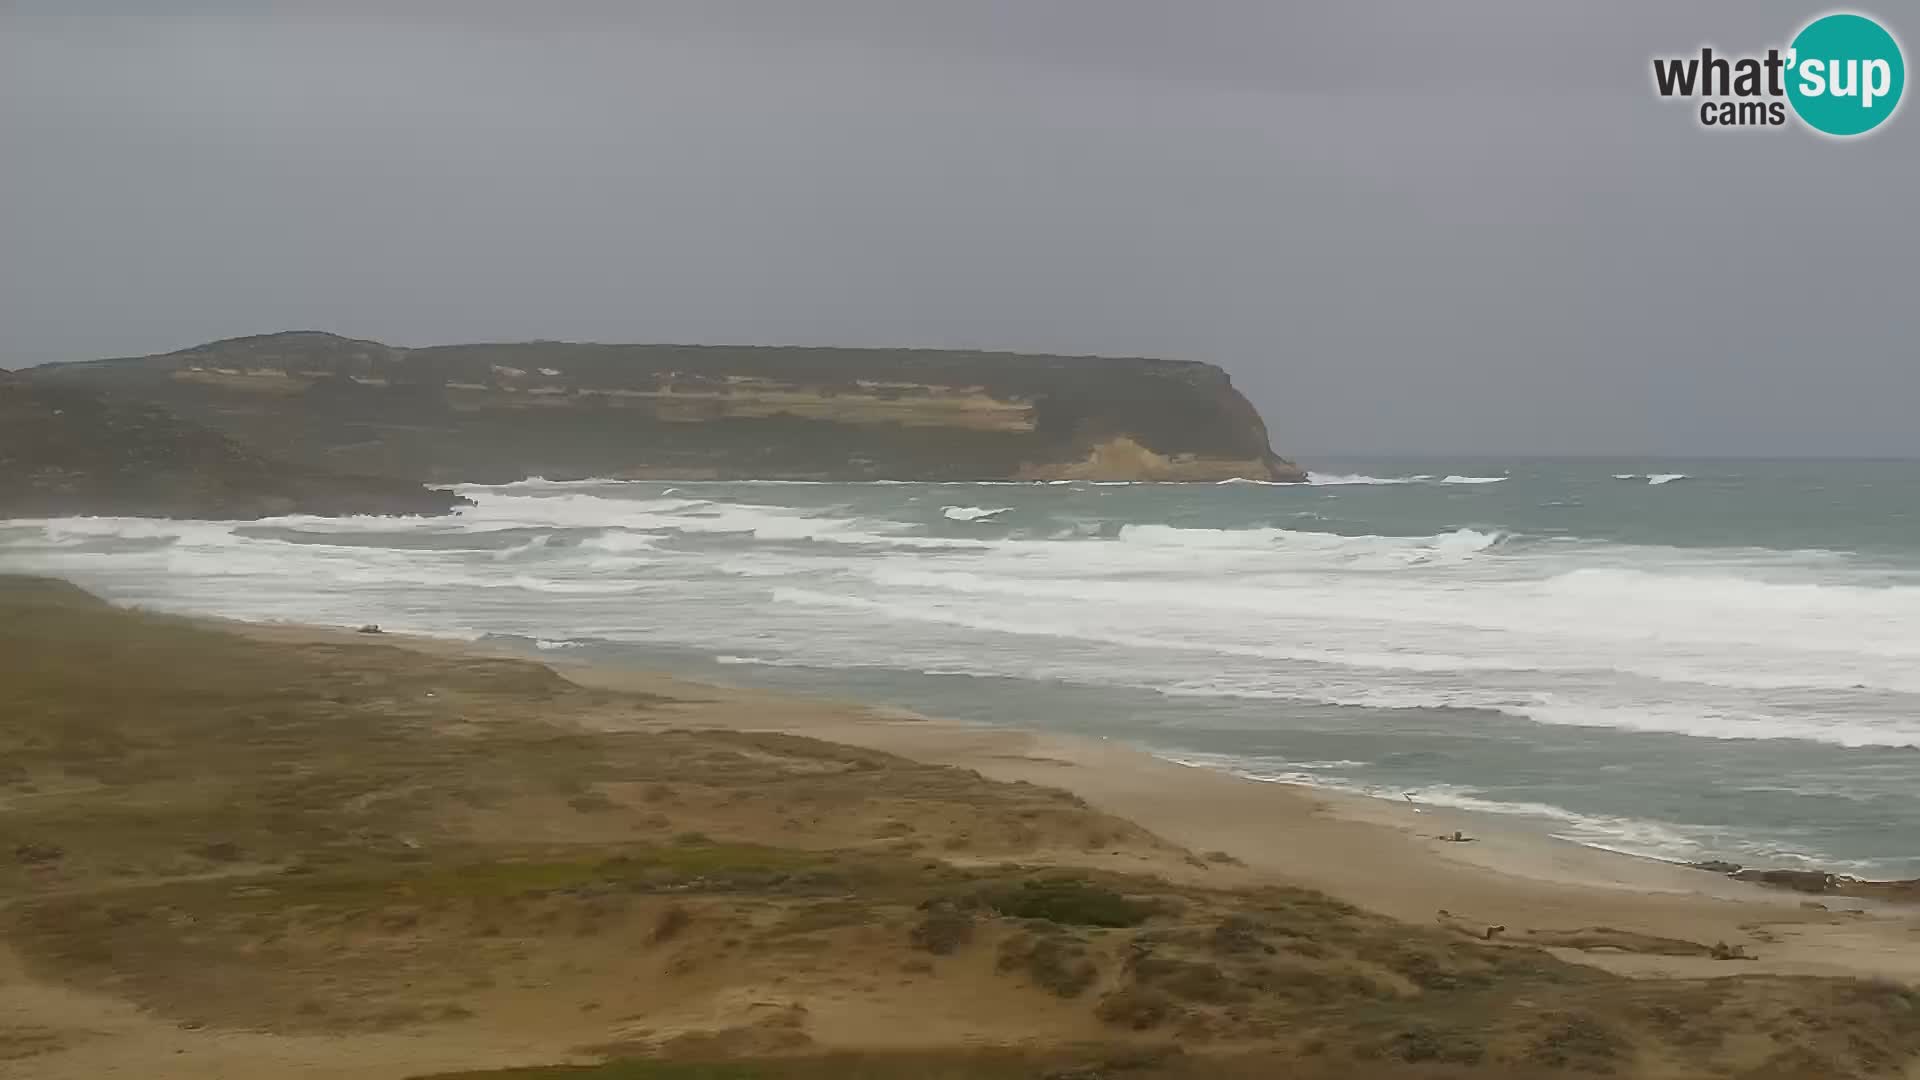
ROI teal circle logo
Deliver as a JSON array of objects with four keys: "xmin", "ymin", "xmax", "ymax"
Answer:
[{"xmin": 1786, "ymin": 13, "xmax": 1905, "ymax": 136}]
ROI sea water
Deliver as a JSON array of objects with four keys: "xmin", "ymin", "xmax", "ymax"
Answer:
[{"xmin": 5, "ymin": 459, "xmax": 1917, "ymax": 877}]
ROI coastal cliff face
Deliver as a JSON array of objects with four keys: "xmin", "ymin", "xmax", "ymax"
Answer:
[
  {"xmin": 0, "ymin": 373, "xmax": 469, "ymax": 520},
  {"xmin": 32, "ymin": 332, "xmax": 1304, "ymax": 483}
]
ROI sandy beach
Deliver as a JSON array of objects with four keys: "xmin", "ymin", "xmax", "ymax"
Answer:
[
  {"xmin": 9, "ymin": 588, "xmax": 1920, "ymax": 1080},
  {"xmin": 241, "ymin": 618, "xmax": 1920, "ymax": 986}
]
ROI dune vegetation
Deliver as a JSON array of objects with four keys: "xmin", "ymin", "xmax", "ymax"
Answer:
[{"xmin": 2, "ymin": 575, "xmax": 1917, "ymax": 1079}]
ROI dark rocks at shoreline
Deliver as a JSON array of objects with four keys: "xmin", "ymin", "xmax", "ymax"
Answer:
[
  {"xmin": 1688, "ymin": 860, "xmax": 1743, "ymax": 875},
  {"xmin": 1688, "ymin": 859, "xmax": 1920, "ymax": 904},
  {"xmin": 1730, "ymin": 868, "xmax": 1839, "ymax": 894}
]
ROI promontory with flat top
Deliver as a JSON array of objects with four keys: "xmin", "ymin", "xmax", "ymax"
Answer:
[{"xmin": 29, "ymin": 331, "xmax": 1305, "ymax": 484}]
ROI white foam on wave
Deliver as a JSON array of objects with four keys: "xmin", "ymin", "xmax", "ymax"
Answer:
[
  {"xmin": 776, "ymin": 539, "xmax": 1920, "ymax": 746},
  {"xmin": 503, "ymin": 574, "xmax": 648, "ymax": 595},
  {"xmin": 459, "ymin": 493, "xmax": 714, "ymax": 530},
  {"xmin": 1614, "ymin": 473, "xmax": 1690, "ymax": 485},
  {"xmin": 1155, "ymin": 749, "xmax": 1880, "ymax": 871},
  {"xmin": 714, "ymin": 653, "xmax": 818, "ymax": 668},
  {"xmin": 772, "ymin": 585, "xmax": 1543, "ymax": 678},
  {"xmin": 1157, "ymin": 750, "xmax": 1709, "ymax": 859},
  {"xmin": 456, "ymin": 476, "xmax": 633, "ymax": 493},
  {"xmin": 460, "ymin": 491, "xmax": 976, "ymax": 549},
  {"xmin": 1533, "ymin": 566, "xmax": 1920, "ymax": 657},
  {"xmin": 790, "ymin": 567, "xmax": 1920, "ymax": 733},
  {"xmin": 14, "ymin": 480, "xmax": 1920, "ymax": 754},
  {"xmin": 1306, "ymin": 472, "xmax": 1427, "ymax": 486},
  {"xmin": 1264, "ymin": 681, "xmax": 1920, "ymax": 749},
  {"xmin": 942, "ymin": 505, "xmax": 1013, "ymax": 522},
  {"xmin": 1303, "ymin": 472, "xmax": 1503, "ymax": 486},
  {"xmin": 22, "ymin": 517, "xmax": 243, "ymax": 545},
  {"xmin": 1113, "ymin": 523, "xmax": 1504, "ymax": 564},
  {"xmin": 492, "ymin": 534, "xmax": 554, "ymax": 560},
  {"xmin": 580, "ymin": 531, "xmax": 658, "ymax": 553},
  {"xmin": 1509, "ymin": 699, "xmax": 1918, "ymax": 749},
  {"xmin": 18, "ymin": 479, "xmax": 1920, "ymax": 876},
  {"xmin": 737, "ymin": 602, "xmax": 1916, "ymax": 747}
]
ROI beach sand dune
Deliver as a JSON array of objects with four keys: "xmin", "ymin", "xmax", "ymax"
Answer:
[
  {"xmin": 4, "ymin": 580, "xmax": 1918, "ymax": 1080},
  {"xmin": 546, "ymin": 659, "xmax": 1920, "ymax": 986}
]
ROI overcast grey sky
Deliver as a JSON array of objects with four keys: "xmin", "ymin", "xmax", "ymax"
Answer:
[{"xmin": 2, "ymin": 2, "xmax": 1914, "ymax": 456}]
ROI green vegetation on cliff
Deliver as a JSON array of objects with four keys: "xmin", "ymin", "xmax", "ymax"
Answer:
[
  {"xmin": 33, "ymin": 331, "xmax": 1304, "ymax": 483},
  {"xmin": 0, "ymin": 372, "xmax": 469, "ymax": 519}
]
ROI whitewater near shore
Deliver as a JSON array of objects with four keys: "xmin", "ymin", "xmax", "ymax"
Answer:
[{"xmin": 5, "ymin": 461, "xmax": 1919, "ymax": 882}]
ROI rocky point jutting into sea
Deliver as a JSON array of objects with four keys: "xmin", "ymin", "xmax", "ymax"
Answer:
[{"xmin": 24, "ymin": 331, "xmax": 1304, "ymax": 485}]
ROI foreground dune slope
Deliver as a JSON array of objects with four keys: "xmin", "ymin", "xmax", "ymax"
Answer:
[{"xmin": 1, "ymin": 575, "xmax": 1917, "ymax": 1080}]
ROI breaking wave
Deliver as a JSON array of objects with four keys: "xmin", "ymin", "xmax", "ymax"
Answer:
[
  {"xmin": 1153, "ymin": 751, "xmax": 1874, "ymax": 871},
  {"xmin": 942, "ymin": 505, "xmax": 1013, "ymax": 522},
  {"xmin": 11, "ymin": 469, "xmax": 1920, "ymax": 875},
  {"xmin": 6, "ymin": 477, "xmax": 1919, "ymax": 756},
  {"xmin": 1306, "ymin": 472, "xmax": 1429, "ymax": 485},
  {"xmin": 1306, "ymin": 472, "xmax": 1506, "ymax": 486}
]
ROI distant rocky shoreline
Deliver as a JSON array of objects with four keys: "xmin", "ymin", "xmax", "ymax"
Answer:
[{"xmin": 1688, "ymin": 860, "xmax": 1920, "ymax": 904}]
